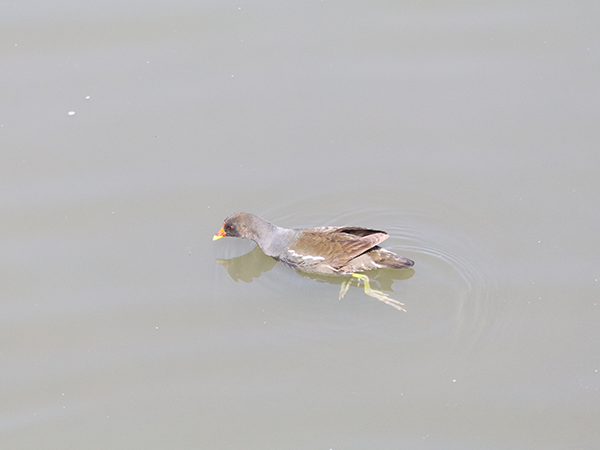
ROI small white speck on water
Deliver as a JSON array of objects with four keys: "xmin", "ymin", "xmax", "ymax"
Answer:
[
  {"xmin": 156, "ymin": 327, "xmax": 159, "ymax": 330},
  {"xmin": 68, "ymin": 111, "xmax": 75, "ymax": 116},
  {"xmin": 452, "ymin": 379, "xmax": 457, "ymax": 383},
  {"xmin": 538, "ymin": 240, "xmax": 541, "ymax": 243},
  {"xmin": 85, "ymin": 96, "xmax": 90, "ymax": 99}
]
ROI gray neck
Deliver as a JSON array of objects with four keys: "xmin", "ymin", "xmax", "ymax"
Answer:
[
  {"xmin": 244, "ymin": 215, "xmax": 291, "ymax": 257},
  {"xmin": 259, "ymin": 226, "xmax": 295, "ymax": 257}
]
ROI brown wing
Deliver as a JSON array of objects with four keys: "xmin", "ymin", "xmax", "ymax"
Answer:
[{"xmin": 291, "ymin": 227, "xmax": 388, "ymax": 270}]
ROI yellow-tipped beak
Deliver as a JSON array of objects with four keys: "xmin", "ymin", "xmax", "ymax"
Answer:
[{"xmin": 213, "ymin": 226, "xmax": 226, "ymax": 241}]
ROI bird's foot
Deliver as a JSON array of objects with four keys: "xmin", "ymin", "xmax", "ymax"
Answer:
[
  {"xmin": 339, "ymin": 278, "xmax": 352, "ymax": 300},
  {"xmin": 350, "ymin": 273, "xmax": 406, "ymax": 312}
]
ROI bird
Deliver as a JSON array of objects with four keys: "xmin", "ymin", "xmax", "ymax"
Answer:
[{"xmin": 213, "ymin": 212, "xmax": 414, "ymax": 310}]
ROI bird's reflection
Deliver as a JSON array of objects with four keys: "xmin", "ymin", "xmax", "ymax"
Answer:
[
  {"xmin": 299, "ymin": 267, "xmax": 415, "ymax": 291},
  {"xmin": 217, "ymin": 247, "xmax": 415, "ymax": 291},
  {"xmin": 216, "ymin": 246, "xmax": 277, "ymax": 282}
]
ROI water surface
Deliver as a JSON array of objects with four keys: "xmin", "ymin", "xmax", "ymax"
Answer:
[{"xmin": 2, "ymin": 1, "xmax": 599, "ymax": 449}]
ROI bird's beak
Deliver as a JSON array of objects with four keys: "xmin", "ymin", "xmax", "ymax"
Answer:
[{"xmin": 213, "ymin": 226, "xmax": 226, "ymax": 241}]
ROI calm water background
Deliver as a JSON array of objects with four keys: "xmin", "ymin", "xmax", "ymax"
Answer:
[{"xmin": 2, "ymin": 1, "xmax": 599, "ymax": 449}]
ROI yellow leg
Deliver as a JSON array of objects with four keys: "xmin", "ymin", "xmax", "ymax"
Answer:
[
  {"xmin": 339, "ymin": 278, "xmax": 352, "ymax": 300},
  {"xmin": 350, "ymin": 273, "xmax": 406, "ymax": 312}
]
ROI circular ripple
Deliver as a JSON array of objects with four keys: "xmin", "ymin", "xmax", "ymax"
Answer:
[{"xmin": 253, "ymin": 190, "xmax": 500, "ymax": 343}]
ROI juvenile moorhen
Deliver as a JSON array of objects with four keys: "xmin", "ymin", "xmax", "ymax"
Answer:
[{"xmin": 213, "ymin": 212, "xmax": 414, "ymax": 310}]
